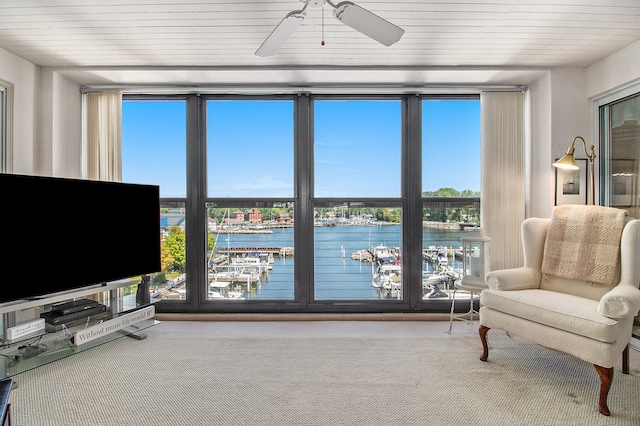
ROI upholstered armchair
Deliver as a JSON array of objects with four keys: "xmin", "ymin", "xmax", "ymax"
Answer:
[{"xmin": 478, "ymin": 205, "xmax": 640, "ymax": 416}]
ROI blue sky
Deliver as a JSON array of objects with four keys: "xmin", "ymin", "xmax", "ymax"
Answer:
[
  {"xmin": 122, "ymin": 99, "xmax": 480, "ymax": 198},
  {"xmin": 423, "ymin": 100, "xmax": 481, "ymax": 192}
]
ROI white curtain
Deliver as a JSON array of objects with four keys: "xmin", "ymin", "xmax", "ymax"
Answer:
[
  {"xmin": 83, "ymin": 91, "xmax": 122, "ymax": 181},
  {"xmin": 481, "ymin": 91, "xmax": 526, "ymax": 271}
]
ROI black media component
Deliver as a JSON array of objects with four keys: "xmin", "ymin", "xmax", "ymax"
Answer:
[
  {"xmin": 40, "ymin": 304, "xmax": 107, "ymax": 325},
  {"xmin": 50, "ymin": 298, "xmax": 99, "ymax": 315},
  {"xmin": 0, "ymin": 173, "xmax": 161, "ymax": 304},
  {"xmin": 136, "ymin": 274, "xmax": 151, "ymax": 305}
]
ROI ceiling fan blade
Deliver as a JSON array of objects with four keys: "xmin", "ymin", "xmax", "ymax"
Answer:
[
  {"xmin": 333, "ymin": 1, "xmax": 404, "ymax": 47},
  {"xmin": 255, "ymin": 10, "xmax": 306, "ymax": 57}
]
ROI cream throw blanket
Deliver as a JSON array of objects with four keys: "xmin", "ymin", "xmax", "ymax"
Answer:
[{"xmin": 541, "ymin": 205, "xmax": 627, "ymax": 285}]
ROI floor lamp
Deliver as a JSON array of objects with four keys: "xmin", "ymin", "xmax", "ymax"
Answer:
[
  {"xmin": 554, "ymin": 136, "xmax": 637, "ymax": 377},
  {"xmin": 553, "ymin": 136, "xmax": 597, "ymax": 205}
]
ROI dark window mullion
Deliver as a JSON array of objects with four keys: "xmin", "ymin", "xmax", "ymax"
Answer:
[
  {"xmin": 403, "ymin": 95, "xmax": 423, "ymax": 308},
  {"xmin": 295, "ymin": 95, "xmax": 312, "ymax": 308}
]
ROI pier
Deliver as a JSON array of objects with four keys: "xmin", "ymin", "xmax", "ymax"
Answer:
[
  {"xmin": 423, "ymin": 221, "xmax": 479, "ymax": 230},
  {"xmin": 216, "ymin": 247, "xmax": 294, "ymax": 257}
]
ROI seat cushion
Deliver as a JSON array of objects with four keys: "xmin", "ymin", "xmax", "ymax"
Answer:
[{"xmin": 481, "ymin": 289, "xmax": 618, "ymax": 343}]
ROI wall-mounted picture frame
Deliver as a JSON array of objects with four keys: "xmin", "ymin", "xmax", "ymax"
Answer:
[{"xmin": 555, "ymin": 158, "xmax": 588, "ymax": 205}]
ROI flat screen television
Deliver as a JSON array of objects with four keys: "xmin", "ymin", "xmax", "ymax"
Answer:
[{"xmin": 1, "ymin": 173, "xmax": 160, "ymax": 304}]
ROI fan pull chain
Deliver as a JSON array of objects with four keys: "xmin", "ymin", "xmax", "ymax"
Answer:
[{"xmin": 321, "ymin": 6, "xmax": 325, "ymax": 46}]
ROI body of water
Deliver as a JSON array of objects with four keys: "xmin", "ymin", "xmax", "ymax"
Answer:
[{"xmin": 216, "ymin": 225, "xmax": 467, "ymax": 300}]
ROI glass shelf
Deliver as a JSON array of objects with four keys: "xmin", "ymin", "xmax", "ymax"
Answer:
[
  {"xmin": 0, "ymin": 318, "xmax": 159, "ymax": 377},
  {"xmin": 0, "ymin": 280, "xmax": 159, "ymax": 378}
]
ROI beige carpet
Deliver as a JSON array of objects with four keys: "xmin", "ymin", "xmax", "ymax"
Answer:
[{"xmin": 9, "ymin": 322, "xmax": 640, "ymax": 426}]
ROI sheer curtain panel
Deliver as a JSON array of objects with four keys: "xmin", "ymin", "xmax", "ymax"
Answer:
[
  {"xmin": 481, "ymin": 91, "xmax": 526, "ymax": 271},
  {"xmin": 84, "ymin": 91, "xmax": 122, "ymax": 181}
]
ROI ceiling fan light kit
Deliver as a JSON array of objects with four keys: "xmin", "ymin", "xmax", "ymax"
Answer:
[{"xmin": 255, "ymin": 0, "xmax": 405, "ymax": 57}]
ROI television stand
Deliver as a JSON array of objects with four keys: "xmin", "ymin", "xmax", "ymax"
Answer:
[
  {"xmin": 0, "ymin": 279, "xmax": 159, "ymax": 378},
  {"xmin": 117, "ymin": 324, "xmax": 148, "ymax": 340}
]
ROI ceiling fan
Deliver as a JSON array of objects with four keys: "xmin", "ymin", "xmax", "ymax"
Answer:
[{"xmin": 255, "ymin": 0, "xmax": 405, "ymax": 57}]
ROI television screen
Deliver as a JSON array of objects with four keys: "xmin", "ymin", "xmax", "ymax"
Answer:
[{"xmin": 1, "ymin": 173, "xmax": 160, "ymax": 303}]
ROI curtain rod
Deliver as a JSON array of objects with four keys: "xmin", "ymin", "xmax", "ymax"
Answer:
[{"xmin": 80, "ymin": 84, "xmax": 526, "ymax": 95}]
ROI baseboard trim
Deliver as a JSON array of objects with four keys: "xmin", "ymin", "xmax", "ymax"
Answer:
[{"xmin": 155, "ymin": 312, "xmax": 451, "ymax": 322}]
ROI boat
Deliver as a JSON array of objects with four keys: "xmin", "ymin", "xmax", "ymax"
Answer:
[
  {"xmin": 229, "ymin": 252, "xmax": 273, "ymax": 274},
  {"xmin": 436, "ymin": 251, "xmax": 448, "ymax": 266},
  {"xmin": 422, "ymin": 272, "xmax": 447, "ymax": 286},
  {"xmin": 371, "ymin": 263, "xmax": 402, "ymax": 299},
  {"xmin": 370, "ymin": 244, "xmax": 400, "ymax": 265},
  {"xmin": 208, "ymin": 281, "xmax": 243, "ymax": 299},
  {"xmin": 211, "ymin": 266, "xmax": 260, "ymax": 284}
]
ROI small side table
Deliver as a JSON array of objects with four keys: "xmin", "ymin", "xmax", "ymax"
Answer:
[{"xmin": 446, "ymin": 279, "xmax": 486, "ymax": 334}]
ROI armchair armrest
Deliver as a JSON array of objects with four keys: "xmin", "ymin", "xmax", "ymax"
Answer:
[
  {"xmin": 597, "ymin": 284, "xmax": 640, "ymax": 319},
  {"xmin": 485, "ymin": 267, "xmax": 540, "ymax": 291}
]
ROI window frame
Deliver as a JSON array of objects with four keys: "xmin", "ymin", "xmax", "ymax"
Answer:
[
  {"xmin": 122, "ymin": 93, "xmax": 481, "ymax": 314},
  {"xmin": 0, "ymin": 80, "xmax": 13, "ymax": 173}
]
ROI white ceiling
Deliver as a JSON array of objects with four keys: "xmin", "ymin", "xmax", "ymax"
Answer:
[{"xmin": 1, "ymin": 0, "xmax": 639, "ymax": 88}]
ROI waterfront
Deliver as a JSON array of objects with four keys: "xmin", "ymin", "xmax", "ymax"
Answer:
[{"xmin": 212, "ymin": 225, "xmax": 468, "ymax": 300}]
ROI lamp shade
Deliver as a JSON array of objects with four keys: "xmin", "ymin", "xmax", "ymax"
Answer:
[{"xmin": 553, "ymin": 153, "xmax": 579, "ymax": 170}]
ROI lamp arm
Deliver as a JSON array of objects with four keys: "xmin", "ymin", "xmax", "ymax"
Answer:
[
  {"xmin": 572, "ymin": 136, "xmax": 596, "ymax": 164},
  {"xmin": 571, "ymin": 136, "xmax": 597, "ymax": 205}
]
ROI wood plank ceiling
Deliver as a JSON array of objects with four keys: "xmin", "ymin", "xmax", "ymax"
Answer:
[{"xmin": 0, "ymin": 0, "xmax": 639, "ymax": 86}]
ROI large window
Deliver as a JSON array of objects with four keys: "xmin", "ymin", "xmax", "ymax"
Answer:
[
  {"xmin": 121, "ymin": 94, "xmax": 480, "ymax": 313},
  {"xmin": 207, "ymin": 100, "xmax": 294, "ymax": 198},
  {"xmin": 313, "ymin": 99, "xmax": 403, "ymax": 301},
  {"xmin": 314, "ymin": 201, "xmax": 402, "ymax": 301},
  {"xmin": 122, "ymin": 100, "xmax": 187, "ymax": 198},
  {"xmin": 206, "ymin": 99, "xmax": 296, "ymax": 302},
  {"xmin": 122, "ymin": 99, "xmax": 187, "ymax": 301},
  {"xmin": 206, "ymin": 202, "xmax": 295, "ymax": 301},
  {"xmin": 421, "ymin": 99, "xmax": 480, "ymax": 302},
  {"xmin": 314, "ymin": 100, "xmax": 401, "ymax": 198}
]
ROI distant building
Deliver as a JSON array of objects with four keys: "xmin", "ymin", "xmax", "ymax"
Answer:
[
  {"xmin": 160, "ymin": 212, "xmax": 186, "ymax": 237},
  {"xmin": 246, "ymin": 208, "xmax": 263, "ymax": 223},
  {"xmin": 277, "ymin": 213, "xmax": 292, "ymax": 224},
  {"xmin": 231, "ymin": 210, "xmax": 244, "ymax": 221},
  {"xmin": 160, "ymin": 212, "xmax": 186, "ymax": 230}
]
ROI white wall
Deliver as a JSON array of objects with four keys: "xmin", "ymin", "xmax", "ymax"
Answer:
[
  {"xmin": 525, "ymin": 40, "xmax": 640, "ymax": 219},
  {"xmin": 48, "ymin": 70, "xmax": 83, "ymax": 178},
  {"xmin": 527, "ymin": 72, "xmax": 553, "ymax": 219},
  {"xmin": 0, "ymin": 46, "xmax": 83, "ymax": 177},
  {"xmin": 586, "ymin": 39, "xmax": 640, "ymax": 100},
  {"xmin": 526, "ymin": 68, "xmax": 592, "ymax": 219},
  {"xmin": 0, "ymin": 47, "xmax": 38, "ymax": 174},
  {"xmin": 35, "ymin": 69, "xmax": 82, "ymax": 178}
]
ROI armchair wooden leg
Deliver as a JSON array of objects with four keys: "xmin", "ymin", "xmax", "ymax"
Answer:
[
  {"xmin": 622, "ymin": 344, "xmax": 629, "ymax": 374},
  {"xmin": 594, "ymin": 365, "xmax": 613, "ymax": 416},
  {"xmin": 479, "ymin": 325, "xmax": 490, "ymax": 361}
]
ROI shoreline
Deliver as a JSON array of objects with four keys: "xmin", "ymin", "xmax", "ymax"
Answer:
[{"xmin": 212, "ymin": 221, "xmax": 472, "ymax": 234}]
